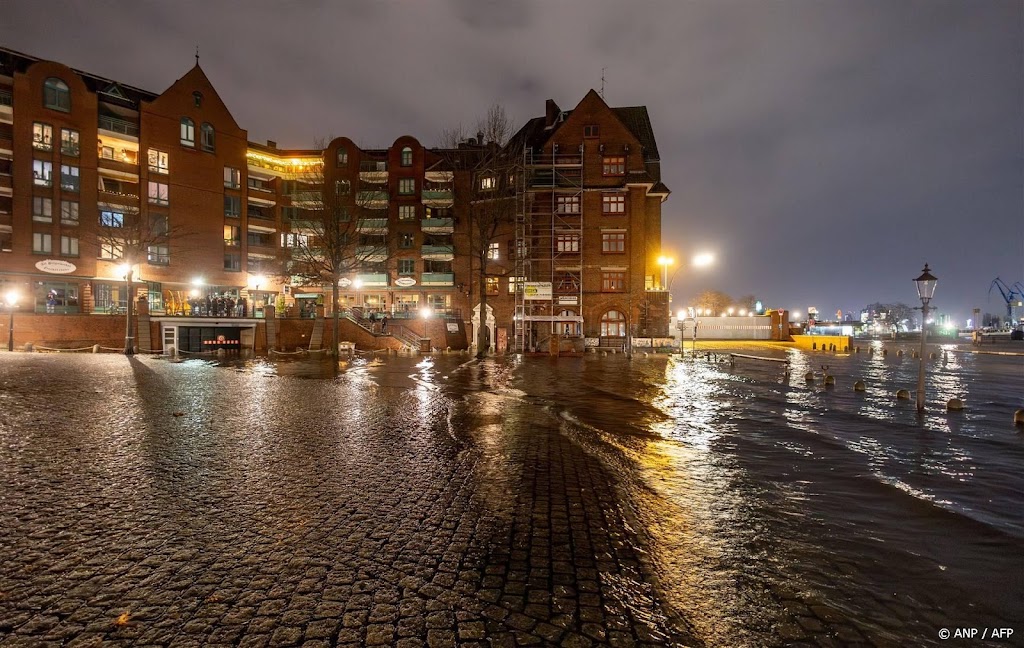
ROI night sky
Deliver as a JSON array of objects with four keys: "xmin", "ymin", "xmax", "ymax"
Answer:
[{"xmin": 3, "ymin": 1, "xmax": 1021, "ymax": 324}]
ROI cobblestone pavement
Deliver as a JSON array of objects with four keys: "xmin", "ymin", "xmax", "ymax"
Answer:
[{"xmin": 0, "ymin": 354, "xmax": 698, "ymax": 647}]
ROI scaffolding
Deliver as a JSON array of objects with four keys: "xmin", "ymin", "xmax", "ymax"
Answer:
[{"xmin": 513, "ymin": 147, "xmax": 585, "ymax": 353}]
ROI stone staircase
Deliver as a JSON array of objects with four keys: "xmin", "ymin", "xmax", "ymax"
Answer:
[{"xmin": 308, "ymin": 317, "xmax": 324, "ymax": 350}]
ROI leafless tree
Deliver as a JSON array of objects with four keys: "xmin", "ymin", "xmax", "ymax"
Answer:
[
  {"xmin": 281, "ymin": 142, "xmax": 390, "ymax": 356},
  {"xmin": 695, "ymin": 289, "xmax": 734, "ymax": 316},
  {"xmin": 439, "ymin": 104, "xmax": 522, "ymax": 358},
  {"xmin": 95, "ymin": 203, "xmax": 190, "ymax": 354}
]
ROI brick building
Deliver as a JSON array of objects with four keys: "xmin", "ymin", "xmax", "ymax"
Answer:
[{"xmin": 0, "ymin": 47, "xmax": 669, "ymax": 353}]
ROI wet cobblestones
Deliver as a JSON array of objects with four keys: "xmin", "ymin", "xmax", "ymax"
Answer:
[{"xmin": 0, "ymin": 355, "xmax": 696, "ymax": 646}]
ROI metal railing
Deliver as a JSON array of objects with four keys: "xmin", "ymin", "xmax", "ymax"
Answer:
[
  {"xmin": 98, "ymin": 115, "xmax": 139, "ymax": 137},
  {"xmin": 0, "ymin": 89, "xmax": 11, "ymax": 107}
]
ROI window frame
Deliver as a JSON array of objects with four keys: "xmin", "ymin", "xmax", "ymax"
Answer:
[
  {"xmin": 601, "ymin": 271, "xmax": 626, "ymax": 292},
  {"xmin": 60, "ymin": 235, "xmax": 79, "ymax": 257},
  {"xmin": 201, "ymin": 123, "xmax": 215, "ymax": 152},
  {"xmin": 100, "ymin": 210, "xmax": 124, "ymax": 228},
  {"xmin": 398, "ymin": 178, "xmax": 415, "ymax": 195},
  {"xmin": 400, "ymin": 147, "xmax": 413, "ymax": 167},
  {"xmin": 148, "ymin": 149, "xmax": 169, "ymax": 174},
  {"xmin": 148, "ymin": 181, "xmax": 169, "ymax": 205},
  {"xmin": 180, "ymin": 117, "xmax": 195, "ymax": 147},
  {"xmin": 33, "ymin": 160, "xmax": 53, "ymax": 186},
  {"xmin": 555, "ymin": 233, "xmax": 580, "ymax": 253},
  {"xmin": 224, "ymin": 167, "xmax": 241, "ymax": 189},
  {"xmin": 33, "ymin": 232, "xmax": 53, "ymax": 254},
  {"xmin": 43, "ymin": 78, "xmax": 70, "ymax": 112},
  {"xmin": 32, "ymin": 122, "xmax": 53, "ymax": 150},
  {"xmin": 602, "ymin": 156, "xmax": 626, "ymax": 176},
  {"xmin": 398, "ymin": 259, "xmax": 416, "ymax": 276},
  {"xmin": 224, "ymin": 195, "xmax": 241, "ymax": 218},
  {"xmin": 60, "ymin": 200, "xmax": 79, "ymax": 225},
  {"xmin": 60, "ymin": 164, "xmax": 80, "ymax": 192},
  {"xmin": 32, "ymin": 196, "xmax": 53, "ymax": 222},
  {"xmin": 555, "ymin": 195, "xmax": 580, "ymax": 214},
  {"xmin": 602, "ymin": 193, "xmax": 626, "ymax": 214},
  {"xmin": 336, "ymin": 147, "xmax": 348, "ymax": 167},
  {"xmin": 600, "ymin": 310, "xmax": 627, "ymax": 337},
  {"xmin": 60, "ymin": 128, "xmax": 80, "ymax": 156},
  {"xmin": 602, "ymin": 231, "xmax": 626, "ymax": 254}
]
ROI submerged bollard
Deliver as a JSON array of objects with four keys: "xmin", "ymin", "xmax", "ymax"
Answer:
[
  {"xmin": 92, "ymin": 344, "xmax": 100, "ymax": 353},
  {"xmin": 946, "ymin": 398, "xmax": 964, "ymax": 411},
  {"xmin": 854, "ymin": 380, "xmax": 866, "ymax": 392},
  {"xmin": 824, "ymin": 375, "xmax": 835, "ymax": 387},
  {"xmin": 882, "ymin": 348, "xmax": 888, "ymax": 356},
  {"xmin": 896, "ymin": 349, "xmax": 904, "ymax": 357},
  {"xmin": 896, "ymin": 389, "xmax": 910, "ymax": 400},
  {"xmin": 804, "ymin": 371, "xmax": 815, "ymax": 383}
]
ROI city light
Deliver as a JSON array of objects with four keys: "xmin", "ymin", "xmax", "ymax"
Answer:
[
  {"xmin": 116, "ymin": 263, "xmax": 131, "ymax": 280},
  {"xmin": 692, "ymin": 252, "xmax": 715, "ymax": 268},
  {"xmin": 420, "ymin": 307, "xmax": 433, "ymax": 319}
]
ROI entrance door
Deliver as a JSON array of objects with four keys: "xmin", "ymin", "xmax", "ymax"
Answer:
[{"xmin": 162, "ymin": 326, "xmax": 176, "ymax": 355}]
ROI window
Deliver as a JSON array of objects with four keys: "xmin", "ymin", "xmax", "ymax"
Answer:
[
  {"xmin": 60, "ymin": 129, "xmax": 79, "ymax": 156},
  {"xmin": 151, "ymin": 214, "xmax": 169, "ymax": 236},
  {"xmin": 60, "ymin": 235, "xmax": 79, "ymax": 257},
  {"xmin": 100, "ymin": 241, "xmax": 123, "ymax": 259},
  {"xmin": 556, "ymin": 233, "xmax": 580, "ymax": 252},
  {"xmin": 601, "ymin": 271, "xmax": 626, "ymax": 292},
  {"xmin": 148, "ymin": 181, "xmax": 169, "ymax": 205},
  {"xmin": 336, "ymin": 147, "xmax": 348, "ymax": 167},
  {"xmin": 0, "ymin": 231, "xmax": 11, "ymax": 253},
  {"xmin": 555, "ymin": 195, "xmax": 580, "ymax": 213},
  {"xmin": 584, "ymin": 125, "xmax": 600, "ymax": 138},
  {"xmin": 602, "ymin": 194, "xmax": 625, "ymax": 214},
  {"xmin": 100, "ymin": 211, "xmax": 124, "ymax": 227},
  {"xmin": 508, "ymin": 276, "xmax": 524, "ymax": 294},
  {"xmin": 335, "ymin": 180, "xmax": 350, "ymax": 195},
  {"xmin": 33, "ymin": 160, "xmax": 53, "ymax": 186},
  {"xmin": 61, "ymin": 201, "xmax": 79, "ymax": 225},
  {"xmin": 480, "ymin": 176, "xmax": 495, "ymax": 191},
  {"xmin": 400, "ymin": 233, "xmax": 415, "ymax": 249},
  {"xmin": 247, "ymin": 232, "xmax": 273, "ymax": 247},
  {"xmin": 224, "ymin": 225, "xmax": 241, "ymax": 246},
  {"xmin": 398, "ymin": 178, "xmax": 415, "ymax": 195},
  {"xmin": 32, "ymin": 197, "xmax": 53, "ymax": 222},
  {"xmin": 487, "ymin": 242, "xmax": 500, "ymax": 260},
  {"xmin": 32, "ymin": 122, "xmax": 53, "ymax": 150},
  {"xmin": 224, "ymin": 253, "xmax": 241, "ymax": 271},
  {"xmin": 400, "ymin": 147, "xmax": 413, "ymax": 167},
  {"xmin": 98, "ymin": 176, "xmax": 126, "ymax": 194},
  {"xmin": 602, "ymin": 231, "xmax": 626, "ymax": 253},
  {"xmin": 224, "ymin": 167, "xmax": 240, "ymax": 188},
  {"xmin": 147, "ymin": 244, "xmax": 169, "ymax": 265},
  {"xmin": 337, "ymin": 206, "xmax": 350, "ymax": 222},
  {"xmin": 193, "ymin": 91, "xmax": 203, "ymax": 107},
  {"xmin": 398, "ymin": 205, "xmax": 416, "ymax": 220},
  {"xmin": 201, "ymin": 123, "xmax": 215, "ymax": 152},
  {"xmin": 281, "ymin": 232, "xmax": 308, "ymax": 248},
  {"xmin": 398, "ymin": 259, "xmax": 415, "ymax": 276},
  {"xmin": 33, "ymin": 232, "xmax": 52, "ymax": 254},
  {"xmin": 225, "ymin": 196, "xmax": 241, "ymax": 217},
  {"xmin": 180, "ymin": 117, "xmax": 195, "ymax": 147},
  {"xmin": 148, "ymin": 149, "xmax": 169, "ymax": 174},
  {"xmin": 43, "ymin": 78, "xmax": 70, "ymax": 112},
  {"xmin": 600, "ymin": 310, "xmax": 626, "ymax": 337},
  {"xmin": 603, "ymin": 156, "xmax": 625, "ymax": 176},
  {"xmin": 485, "ymin": 277, "xmax": 499, "ymax": 295},
  {"xmin": 60, "ymin": 165, "xmax": 79, "ymax": 192}
]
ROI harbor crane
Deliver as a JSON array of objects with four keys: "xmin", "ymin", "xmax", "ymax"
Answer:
[{"xmin": 988, "ymin": 277, "xmax": 1024, "ymax": 320}]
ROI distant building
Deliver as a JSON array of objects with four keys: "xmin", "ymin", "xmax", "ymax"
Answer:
[{"xmin": 0, "ymin": 46, "xmax": 668, "ymax": 352}]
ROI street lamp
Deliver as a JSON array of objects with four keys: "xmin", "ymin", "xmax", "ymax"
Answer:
[
  {"xmin": 914, "ymin": 263, "xmax": 938, "ymax": 413},
  {"xmin": 657, "ymin": 255, "xmax": 674, "ymax": 290},
  {"xmin": 5, "ymin": 290, "xmax": 18, "ymax": 352},
  {"xmin": 116, "ymin": 263, "xmax": 134, "ymax": 355}
]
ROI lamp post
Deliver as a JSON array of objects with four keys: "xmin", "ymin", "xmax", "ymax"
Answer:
[
  {"xmin": 914, "ymin": 263, "xmax": 938, "ymax": 413},
  {"xmin": 5, "ymin": 290, "xmax": 18, "ymax": 352},
  {"xmin": 117, "ymin": 263, "xmax": 134, "ymax": 355},
  {"xmin": 657, "ymin": 255, "xmax": 674, "ymax": 290}
]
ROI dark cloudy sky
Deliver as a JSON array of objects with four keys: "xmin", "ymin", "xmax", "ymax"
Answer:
[{"xmin": 4, "ymin": 1, "xmax": 1022, "ymax": 323}]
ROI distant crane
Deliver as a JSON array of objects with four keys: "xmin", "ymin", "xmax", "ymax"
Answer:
[{"xmin": 988, "ymin": 277, "xmax": 1024, "ymax": 320}]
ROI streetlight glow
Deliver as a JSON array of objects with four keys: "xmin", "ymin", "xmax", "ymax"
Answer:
[
  {"xmin": 420, "ymin": 306, "xmax": 433, "ymax": 319},
  {"xmin": 692, "ymin": 252, "xmax": 715, "ymax": 268},
  {"xmin": 4, "ymin": 290, "xmax": 18, "ymax": 308}
]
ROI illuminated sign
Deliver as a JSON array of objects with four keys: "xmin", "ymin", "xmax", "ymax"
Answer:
[
  {"xmin": 523, "ymin": 282, "xmax": 552, "ymax": 300},
  {"xmin": 35, "ymin": 259, "xmax": 77, "ymax": 274}
]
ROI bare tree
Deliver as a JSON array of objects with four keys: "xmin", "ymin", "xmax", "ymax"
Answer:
[
  {"xmin": 282, "ymin": 143, "xmax": 390, "ymax": 356},
  {"xmin": 439, "ymin": 104, "xmax": 522, "ymax": 358},
  {"xmin": 695, "ymin": 289, "xmax": 734, "ymax": 316},
  {"xmin": 95, "ymin": 203, "xmax": 190, "ymax": 354}
]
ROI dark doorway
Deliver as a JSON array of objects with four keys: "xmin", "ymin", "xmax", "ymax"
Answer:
[{"xmin": 179, "ymin": 327, "xmax": 243, "ymax": 352}]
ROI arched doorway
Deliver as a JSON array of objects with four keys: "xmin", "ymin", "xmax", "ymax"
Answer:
[{"xmin": 471, "ymin": 303, "xmax": 495, "ymax": 351}]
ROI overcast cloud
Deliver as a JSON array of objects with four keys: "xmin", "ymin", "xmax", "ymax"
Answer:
[{"xmin": 3, "ymin": 0, "xmax": 1021, "ymax": 322}]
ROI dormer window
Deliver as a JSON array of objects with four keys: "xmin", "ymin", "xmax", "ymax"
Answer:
[
  {"xmin": 584, "ymin": 125, "xmax": 600, "ymax": 138},
  {"xmin": 43, "ymin": 78, "xmax": 70, "ymax": 112},
  {"xmin": 400, "ymin": 147, "xmax": 413, "ymax": 167}
]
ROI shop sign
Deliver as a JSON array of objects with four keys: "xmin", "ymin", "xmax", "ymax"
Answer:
[
  {"xmin": 446, "ymin": 323, "xmax": 459, "ymax": 333},
  {"xmin": 35, "ymin": 259, "xmax": 77, "ymax": 274},
  {"xmin": 557, "ymin": 296, "xmax": 578, "ymax": 305},
  {"xmin": 524, "ymin": 282, "xmax": 552, "ymax": 300},
  {"xmin": 338, "ymin": 278, "xmax": 352, "ymax": 288},
  {"xmin": 395, "ymin": 277, "xmax": 417, "ymax": 287}
]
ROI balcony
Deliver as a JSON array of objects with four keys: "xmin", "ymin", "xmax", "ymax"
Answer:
[
  {"xmin": 288, "ymin": 219, "xmax": 320, "ymax": 232},
  {"xmin": 357, "ymin": 190, "xmax": 389, "ymax": 209},
  {"xmin": 355, "ymin": 272, "xmax": 388, "ymax": 287},
  {"xmin": 421, "ymin": 272, "xmax": 455, "ymax": 286},
  {"xmin": 421, "ymin": 217, "xmax": 454, "ymax": 234},
  {"xmin": 357, "ymin": 218, "xmax": 388, "ymax": 234},
  {"xmin": 356, "ymin": 245, "xmax": 387, "ymax": 262},
  {"xmin": 98, "ymin": 115, "xmax": 139, "ymax": 139},
  {"xmin": 0, "ymin": 173, "xmax": 11, "ymax": 193},
  {"xmin": 289, "ymin": 190, "xmax": 321, "ymax": 207},
  {"xmin": 421, "ymin": 244, "xmax": 455, "ymax": 261},
  {"xmin": 359, "ymin": 160, "xmax": 388, "ymax": 183},
  {"xmin": 421, "ymin": 189, "xmax": 454, "ymax": 207},
  {"xmin": 97, "ymin": 188, "xmax": 140, "ymax": 207},
  {"xmin": 0, "ymin": 89, "xmax": 11, "ymax": 108}
]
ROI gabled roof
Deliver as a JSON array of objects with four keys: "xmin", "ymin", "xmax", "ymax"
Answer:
[
  {"xmin": 612, "ymin": 106, "xmax": 659, "ymax": 161},
  {"xmin": 0, "ymin": 46, "xmax": 158, "ymax": 107}
]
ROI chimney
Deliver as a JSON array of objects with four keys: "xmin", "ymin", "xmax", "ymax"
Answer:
[
  {"xmin": 545, "ymin": 99, "xmax": 561, "ymax": 128},
  {"xmin": 476, "ymin": 131, "xmax": 484, "ymax": 144},
  {"xmin": 266, "ymin": 140, "xmax": 277, "ymax": 148}
]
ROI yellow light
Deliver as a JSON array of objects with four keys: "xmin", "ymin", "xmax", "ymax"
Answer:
[
  {"xmin": 677, "ymin": 309, "xmax": 686, "ymax": 320},
  {"xmin": 4, "ymin": 290, "xmax": 18, "ymax": 307},
  {"xmin": 115, "ymin": 263, "xmax": 130, "ymax": 279},
  {"xmin": 420, "ymin": 307, "xmax": 433, "ymax": 319}
]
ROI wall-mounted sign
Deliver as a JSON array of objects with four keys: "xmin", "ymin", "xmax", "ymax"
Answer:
[
  {"xmin": 557, "ymin": 296, "xmax": 578, "ymax": 305},
  {"xmin": 446, "ymin": 323, "xmax": 459, "ymax": 333},
  {"xmin": 524, "ymin": 282, "xmax": 552, "ymax": 300},
  {"xmin": 394, "ymin": 277, "xmax": 417, "ymax": 287},
  {"xmin": 337, "ymin": 278, "xmax": 352, "ymax": 288},
  {"xmin": 35, "ymin": 259, "xmax": 77, "ymax": 274}
]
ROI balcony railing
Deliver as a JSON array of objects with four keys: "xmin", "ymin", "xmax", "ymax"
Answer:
[
  {"xmin": 356, "ymin": 245, "xmax": 387, "ymax": 261},
  {"xmin": 247, "ymin": 205, "xmax": 273, "ymax": 220},
  {"xmin": 421, "ymin": 245, "xmax": 455, "ymax": 260},
  {"xmin": 422, "ymin": 189, "xmax": 454, "ymax": 206},
  {"xmin": 421, "ymin": 272, "xmax": 455, "ymax": 286},
  {"xmin": 357, "ymin": 218, "xmax": 388, "ymax": 233},
  {"xmin": 357, "ymin": 191, "xmax": 389, "ymax": 209},
  {"xmin": 355, "ymin": 273, "xmax": 388, "ymax": 287},
  {"xmin": 98, "ymin": 115, "xmax": 139, "ymax": 138},
  {"xmin": 421, "ymin": 217, "xmax": 454, "ymax": 233},
  {"xmin": 0, "ymin": 89, "xmax": 11, "ymax": 107},
  {"xmin": 359, "ymin": 160, "xmax": 389, "ymax": 172}
]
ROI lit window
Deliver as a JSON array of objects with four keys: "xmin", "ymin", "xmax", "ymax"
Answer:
[
  {"xmin": 399, "ymin": 259, "xmax": 415, "ymax": 275},
  {"xmin": 399, "ymin": 205, "xmax": 416, "ymax": 220},
  {"xmin": 60, "ymin": 129, "xmax": 80, "ymax": 156},
  {"xmin": 602, "ymin": 232, "xmax": 626, "ymax": 253},
  {"xmin": 602, "ymin": 156, "xmax": 625, "ymax": 176},
  {"xmin": 224, "ymin": 167, "xmax": 240, "ymax": 188},
  {"xmin": 43, "ymin": 78, "xmax": 70, "ymax": 112},
  {"xmin": 32, "ymin": 197, "xmax": 53, "ymax": 222},
  {"xmin": 486, "ymin": 277, "xmax": 499, "ymax": 295},
  {"xmin": 337, "ymin": 147, "xmax": 348, "ymax": 167},
  {"xmin": 602, "ymin": 194, "xmax": 625, "ymax": 214},
  {"xmin": 556, "ymin": 234, "xmax": 579, "ymax": 252},
  {"xmin": 480, "ymin": 176, "xmax": 495, "ymax": 190},
  {"xmin": 60, "ymin": 235, "xmax": 79, "ymax": 257},
  {"xmin": 584, "ymin": 125, "xmax": 600, "ymax": 138},
  {"xmin": 487, "ymin": 242, "xmax": 500, "ymax": 260},
  {"xmin": 224, "ymin": 195, "xmax": 241, "ymax": 217},
  {"xmin": 33, "ymin": 160, "xmax": 53, "ymax": 186},
  {"xmin": 508, "ymin": 276, "xmax": 524, "ymax": 293},
  {"xmin": 148, "ymin": 149, "xmax": 169, "ymax": 174},
  {"xmin": 147, "ymin": 244, "xmax": 169, "ymax": 265},
  {"xmin": 601, "ymin": 271, "xmax": 626, "ymax": 292},
  {"xmin": 555, "ymin": 195, "xmax": 580, "ymax": 213},
  {"xmin": 201, "ymin": 123, "xmax": 215, "ymax": 152},
  {"xmin": 32, "ymin": 122, "xmax": 53, "ymax": 150},
  {"xmin": 180, "ymin": 117, "xmax": 195, "ymax": 147},
  {"xmin": 398, "ymin": 178, "xmax": 415, "ymax": 195},
  {"xmin": 61, "ymin": 201, "xmax": 79, "ymax": 225},
  {"xmin": 600, "ymin": 310, "xmax": 626, "ymax": 336},
  {"xmin": 100, "ymin": 211, "xmax": 124, "ymax": 227},
  {"xmin": 400, "ymin": 147, "xmax": 413, "ymax": 167},
  {"xmin": 224, "ymin": 225, "xmax": 241, "ymax": 246},
  {"xmin": 33, "ymin": 232, "xmax": 52, "ymax": 254},
  {"xmin": 400, "ymin": 233, "xmax": 415, "ymax": 249},
  {"xmin": 60, "ymin": 165, "xmax": 79, "ymax": 192},
  {"xmin": 99, "ymin": 241, "xmax": 123, "ymax": 259},
  {"xmin": 148, "ymin": 181, "xmax": 169, "ymax": 205}
]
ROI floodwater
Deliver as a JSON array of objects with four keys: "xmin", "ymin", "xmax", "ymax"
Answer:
[{"xmin": 1, "ymin": 341, "xmax": 1022, "ymax": 646}]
